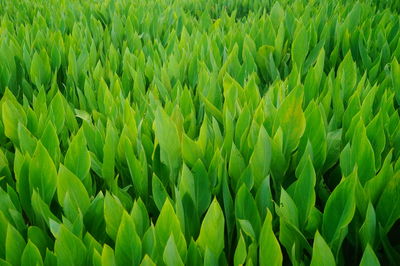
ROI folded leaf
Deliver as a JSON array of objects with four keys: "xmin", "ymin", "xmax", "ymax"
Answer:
[
  {"xmin": 153, "ymin": 107, "xmax": 182, "ymax": 182},
  {"xmin": 310, "ymin": 231, "xmax": 335, "ymax": 266},
  {"xmin": 197, "ymin": 198, "xmax": 225, "ymax": 257},
  {"xmin": 259, "ymin": 210, "xmax": 282, "ymax": 266},
  {"xmin": 54, "ymin": 225, "xmax": 87, "ymax": 266},
  {"xmin": 115, "ymin": 212, "xmax": 142, "ymax": 266},
  {"xmin": 21, "ymin": 241, "xmax": 43, "ymax": 266},
  {"xmin": 322, "ymin": 172, "xmax": 356, "ymax": 253},
  {"xmin": 156, "ymin": 199, "xmax": 186, "ymax": 261},
  {"xmin": 29, "ymin": 142, "xmax": 57, "ymax": 204},
  {"xmin": 163, "ymin": 234, "xmax": 184, "ymax": 266},
  {"xmin": 64, "ymin": 128, "xmax": 91, "ymax": 181},
  {"xmin": 376, "ymin": 173, "xmax": 400, "ymax": 233},
  {"xmin": 5, "ymin": 225, "xmax": 25, "ymax": 266},
  {"xmin": 57, "ymin": 165, "xmax": 90, "ymax": 215},
  {"xmin": 360, "ymin": 244, "xmax": 380, "ymax": 266}
]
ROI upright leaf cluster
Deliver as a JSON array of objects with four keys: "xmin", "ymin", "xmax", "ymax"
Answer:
[{"xmin": 0, "ymin": 0, "xmax": 399, "ymax": 265}]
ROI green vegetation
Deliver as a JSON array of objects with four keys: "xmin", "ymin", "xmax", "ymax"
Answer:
[{"xmin": 0, "ymin": 0, "xmax": 399, "ymax": 265}]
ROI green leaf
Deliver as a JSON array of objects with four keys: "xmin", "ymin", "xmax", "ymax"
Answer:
[
  {"xmin": 30, "ymin": 49, "xmax": 51, "ymax": 88},
  {"xmin": 259, "ymin": 210, "xmax": 282, "ymax": 266},
  {"xmin": 235, "ymin": 185, "xmax": 261, "ymax": 238},
  {"xmin": 303, "ymin": 49, "xmax": 325, "ymax": 104},
  {"xmin": 221, "ymin": 165, "xmax": 235, "ymax": 252},
  {"xmin": 21, "ymin": 241, "xmax": 43, "ymax": 266},
  {"xmin": 249, "ymin": 127, "xmax": 271, "ymax": 188},
  {"xmin": 84, "ymin": 233, "xmax": 102, "ymax": 265},
  {"xmin": 204, "ymin": 247, "xmax": 219, "ymax": 266},
  {"xmin": 6, "ymin": 224, "xmax": 25, "ymax": 266},
  {"xmin": 343, "ymin": 92, "xmax": 360, "ymax": 136},
  {"xmin": 28, "ymin": 226, "xmax": 51, "ymax": 258},
  {"xmin": 365, "ymin": 151, "xmax": 393, "ymax": 204},
  {"xmin": 104, "ymin": 192, "xmax": 124, "ymax": 241},
  {"xmin": 310, "ymin": 231, "xmax": 335, "ymax": 266},
  {"xmin": 48, "ymin": 92, "xmax": 65, "ymax": 134},
  {"xmin": 391, "ymin": 57, "xmax": 400, "ymax": 106},
  {"xmin": 152, "ymin": 174, "xmax": 169, "ymax": 211},
  {"xmin": 274, "ymin": 21, "xmax": 285, "ymax": 63},
  {"xmin": 57, "ymin": 165, "xmax": 90, "ymax": 214},
  {"xmin": 290, "ymin": 155, "xmax": 316, "ymax": 228},
  {"xmin": 359, "ymin": 202, "xmax": 376, "ymax": 249},
  {"xmin": 102, "ymin": 120, "xmax": 117, "ymax": 186},
  {"xmin": 257, "ymin": 45, "xmax": 278, "ymax": 82},
  {"xmin": 163, "ymin": 234, "xmax": 184, "ymax": 266},
  {"xmin": 0, "ymin": 258, "xmax": 11, "ymax": 266},
  {"xmin": 366, "ymin": 111, "xmax": 385, "ymax": 169},
  {"xmin": 179, "ymin": 162, "xmax": 210, "ymax": 219},
  {"xmin": 223, "ymin": 73, "xmax": 241, "ymax": 116},
  {"xmin": 273, "ymin": 86, "xmax": 306, "ymax": 155},
  {"xmin": 140, "ymin": 255, "xmax": 156, "ymax": 266},
  {"xmin": 235, "ymin": 105, "xmax": 251, "ymax": 145},
  {"xmin": 340, "ymin": 143, "xmax": 354, "ymax": 177},
  {"xmin": 40, "ymin": 121, "xmax": 60, "ymax": 166},
  {"xmin": 299, "ymin": 102, "xmax": 327, "ymax": 171},
  {"xmin": 101, "ymin": 244, "xmax": 116, "ymax": 266},
  {"xmin": 360, "ymin": 244, "xmax": 380, "ymax": 266},
  {"xmin": 153, "ymin": 107, "xmax": 181, "ymax": 181},
  {"xmin": 322, "ymin": 172, "xmax": 356, "ymax": 253},
  {"xmin": 83, "ymin": 193, "xmax": 105, "ymax": 242},
  {"xmin": 2, "ymin": 90, "xmax": 27, "ymax": 144},
  {"xmin": 124, "ymin": 138, "xmax": 148, "ymax": 199},
  {"xmin": 228, "ymin": 143, "xmax": 246, "ymax": 189},
  {"xmin": 338, "ymin": 51, "xmax": 357, "ymax": 101},
  {"xmin": 352, "ymin": 123, "xmax": 375, "ymax": 185},
  {"xmin": 255, "ymin": 176, "xmax": 273, "ymax": 220},
  {"xmin": 18, "ymin": 123, "xmax": 37, "ymax": 155},
  {"xmin": 279, "ymin": 218, "xmax": 312, "ymax": 262},
  {"xmin": 186, "ymin": 239, "xmax": 202, "ymax": 265},
  {"xmin": 324, "ymin": 129, "xmax": 342, "ymax": 170},
  {"xmin": 197, "ymin": 198, "xmax": 225, "ymax": 257},
  {"xmin": 142, "ymin": 225, "xmax": 157, "ymax": 261},
  {"xmin": 0, "ymin": 186, "xmax": 24, "ymax": 232},
  {"xmin": 192, "ymin": 160, "xmax": 211, "ymax": 217},
  {"xmin": 155, "ymin": 199, "xmax": 186, "ymax": 261},
  {"xmin": 0, "ymin": 213, "xmax": 8, "ymax": 259},
  {"xmin": 291, "ymin": 23, "xmax": 309, "ymax": 70},
  {"xmin": 29, "ymin": 141, "xmax": 57, "ymax": 204},
  {"xmin": 345, "ymin": 3, "xmax": 361, "ymax": 32},
  {"xmin": 221, "ymin": 110, "xmax": 234, "ymax": 157},
  {"xmin": 115, "ymin": 212, "xmax": 142, "ymax": 266},
  {"xmin": 31, "ymin": 190, "xmax": 60, "ymax": 228},
  {"xmin": 278, "ymin": 188, "xmax": 299, "ymax": 228},
  {"xmin": 130, "ymin": 199, "xmax": 150, "ymax": 238},
  {"xmin": 200, "ymin": 92, "xmax": 224, "ymax": 125},
  {"xmin": 238, "ymin": 219, "xmax": 256, "ymax": 240},
  {"xmin": 277, "ymin": 188, "xmax": 312, "ymax": 261},
  {"xmin": 14, "ymin": 151, "xmax": 33, "ymax": 221},
  {"xmin": 376, "ymin": 173, "xmax": 400, "ymax": 232},
  {"xmin": 44, "ymin": 249, "xmax": 57, "ymax": 266},
  {"xmin": 92, "ymin": 250, "xmax": 101, "ymax": 266},
  {"xmin": 54, "ymin": 225, "xmax": 87, "ymax": 266},
  {"xmin": 64, "ymin": 128, "xmax": 90, "ymax": 181},
  {"xmin": 182, "ymin": 133, "xmax": 202, "ymax": 167},
  {"xmin": 270, "ymin": 2, "xmax": 284, "ymax": 30},
  {"xmin": 234, "ymin": 232, "xmax": 247, "ymax": 266}
]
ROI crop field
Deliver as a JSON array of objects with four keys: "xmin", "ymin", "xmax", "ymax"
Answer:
[{"xmin": 0, "ymin": 0, "xmax": 399, "ymax": 265}]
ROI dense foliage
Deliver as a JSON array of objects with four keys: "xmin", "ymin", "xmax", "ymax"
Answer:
[{"xmin": 0, "ymin": 0, "xmax": 399, "ymax": 265}]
